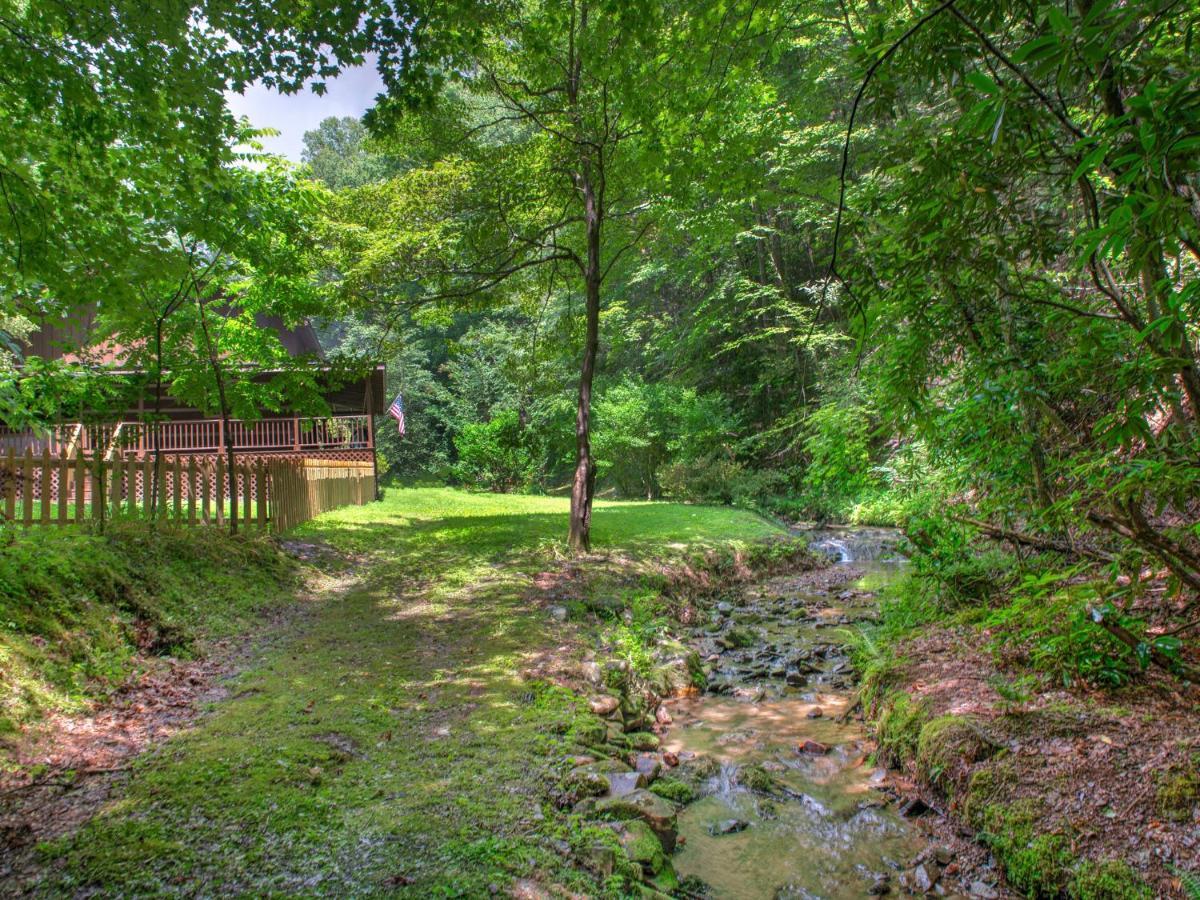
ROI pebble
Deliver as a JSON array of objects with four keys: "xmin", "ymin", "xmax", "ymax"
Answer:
[
  {"xmin": 806, "ymin": 706, "xmax": 824, "ymax": 719},
  {"xmin": 968, "ymin": 882, "xmax": 999, "ymax": 899},
  {"xmin": 798, "ymin": 739, "xmax": 829, "ymax": 755}
]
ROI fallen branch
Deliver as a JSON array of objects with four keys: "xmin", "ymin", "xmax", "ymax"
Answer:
[
  {"xmin": 1089, "ymin": 606, "xmax": 1200, "ymax": 682},
  {"xmin": 954, "ymin": 517, "xmax": 1116, "ymax": 562}
]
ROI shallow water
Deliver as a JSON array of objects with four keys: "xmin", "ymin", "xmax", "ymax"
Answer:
[{"xmin": 663, "ymin": 530, "xmax": 922, "ymax": 899}]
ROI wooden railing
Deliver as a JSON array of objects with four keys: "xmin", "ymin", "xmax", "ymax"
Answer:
[
  {"xmin": 1, "ymin": 416, "xmax": 371, "ymax": 459},
  {"xmin": 0, "ymin": 447, "xmax": 374, "ymax": 532}
]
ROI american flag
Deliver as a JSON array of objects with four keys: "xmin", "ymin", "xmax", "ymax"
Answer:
[{"xmin": 387, "ymin": 392, "xmax": 406, "ymax": 436}]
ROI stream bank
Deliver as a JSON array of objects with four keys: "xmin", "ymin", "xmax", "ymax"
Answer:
[{"xmin": 560, "ymin": 529, "xmax": 1002, "ymax": 898}]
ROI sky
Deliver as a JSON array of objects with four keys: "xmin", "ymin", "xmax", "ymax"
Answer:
[{"xmin": 225, "ymin": 64, "xmax": 385, "ymax": 161}]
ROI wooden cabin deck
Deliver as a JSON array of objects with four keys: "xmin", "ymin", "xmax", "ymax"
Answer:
[{"xmin": 0, "ymin": 415, "xmax": 374, "ymax": 462}]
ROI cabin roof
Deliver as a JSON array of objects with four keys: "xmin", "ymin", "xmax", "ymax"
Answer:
[{"xmin": 24, "ymin": 308, "xmax": 324, "ymax": 364}]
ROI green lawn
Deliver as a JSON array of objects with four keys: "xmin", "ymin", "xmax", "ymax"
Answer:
[{"xmin": 35, "ymin": 488, "xmax": 782, "ymax": 896}]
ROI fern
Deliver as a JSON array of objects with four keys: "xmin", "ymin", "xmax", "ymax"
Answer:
[{"xmin": 1173, "ymin": 867, "xmax": 1200, "ymax": 900}]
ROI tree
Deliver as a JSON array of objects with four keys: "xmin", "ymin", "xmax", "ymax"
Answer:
[
  {"xmin": 332, "ymin": 0, "xmax": 785, "ymax": 550},
  {"xmin": 831, "ymin": 0, "xmax": 1200, "ymax": 590},
  {"xmin": 302, "ymin": 117, "xmax": 408, "ymax": 190}
]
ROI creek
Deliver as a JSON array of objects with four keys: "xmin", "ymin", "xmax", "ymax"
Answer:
[{"xmin": 662, "ymin": 527, "xmax": 924, "ymax": 899}]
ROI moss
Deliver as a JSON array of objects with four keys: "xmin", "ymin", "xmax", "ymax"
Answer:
[
  {"xmin": 625, "ymin": 731, "xmax": 660, "ymax": 751},
  {"xmin": 1068, "ymin": 860, "xmax": 1153, "ymax": 900},
  {"xmin": 977, "ymin": 799, "xmax": 1073, "ymax": 898},
  {"xmin": 1154, "ymin": 761, "xmax": 1199, "ymax": 823},
  {"xmin": 738, "ymin": 763, "xmax": 783, "ymax": 795},
  {"xmin": 618, "ymin": 820, "xmax": 666, "ymax": 873},
  {"xmin": 874, "ymin": 693, "xmax": 928, "ymax": 768},
  {"xmin": 962, "ymin": 756, "xmax": 1017, "ymax": 829},
  {"xmin": 648, "ymin": 778, "xmax": 696, "ymax": 804},
  {"xmin": 915, "ymin": 715, "xmax": 996, "ymax": 796}
]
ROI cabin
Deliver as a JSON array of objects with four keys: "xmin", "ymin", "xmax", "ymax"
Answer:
[{"xmin": 1, "ymin": 310, "xmax": 385, "ymax": 468}]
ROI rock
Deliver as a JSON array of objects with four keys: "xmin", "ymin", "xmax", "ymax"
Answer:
[
  {"xmin": 548, "ymin": 605, "xmax": 568, "ymax": 621},
  {"xmin": 559, "ymin": 768, "xmax": 610, "ymax": 803},
  {"xmin": 655, "ymin": 706, "xmax": 672, "ymax": 725},
  {"xmin": 626, "ymin": 732, "xmax": 660, "ymax": 751},
  {"xmin": 581, "ymin": 842, "xmax": 616, "ymax": 878},
  {"xmin": 607, "ymin": 771, "xmax": 648, "ymax": 797},
  {"xmin": 968, "ymin": 882, "xmax": 999, "ymax": 899},
  {"xmin": 868, "ymin": 876, "xmax": 892, "ymax": 895},
  {"xmin": 806, "ymin": 707, "xmax": 824, "ymax": 719},
  {"xmin": 738, "ymin": 763, "xmax": 783, "ymax": 795},
  {"xmin": 838, "ymin": 590, "xmax": 854, "ymax": 601},
  {"xmin": 634, "ymin": 753, "xmax": 662, "ymax": 781},
  {"xmin": 898, "ymin": 796, "xmax": 930, "ymax": 818},
  {"xmin": 580, "ymin": 661, "xmax": 603, "ymax": 685},
  {"xmin": 717, "ymin": 627, "xmax": 755, "ymax": 649},
  {"xmin": 785, "ymin": 668, "xmax": 807, "ymax": 687},
  {"xmin": 590, "ymin": 695, "xmax": 620, "ymax": 716},
  {"xmin": 933, "ymin": 846, "xmax": 955, "ymax": 866},
  {"xmin": 716, "ymin": 601, "xmax": 733, "ymax": 615},
  {"xmin": 618, "ymin": 820, "xmax": 667, "ymax": 874},
  {"xmin": 595, "ymin": 789, "xmax": 679, "ymax": 852},
  {"xmin": 798, "ymin": 740, "xmax": 830, "ymax": 755},
  {"xmin": 708, "ymin": 818, "xmax": 749, "ymax": 836},
  {"xmin": 662, "ymin": 751, "xmax": 679, "ymax": 767},
  {"xmin": 910, "ymin": 863, "xmax": 939, "ymax": 893}
]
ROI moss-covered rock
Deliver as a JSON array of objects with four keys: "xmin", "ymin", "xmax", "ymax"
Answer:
[
  {"xmin": 649, "ymin": 778, "xmax": 696, "ymax": 804},
  {"xmin": 1068, "ymin": 860, "xmax": 1153, "ymax": 900},
  {"xmin": 595, "ymin": 789, "xmax": 679, "ymax": 852},
  {"xmin": 874, "ymin": 694, "xmax": 928, "ymax": 768},
  {"xmin": 737, "ymin": 763, "xmax": 784, "ymax": 795},
  {"xmin": 1154, "ymin": 760, "xmax": 1199, "ymax": 823},
  {"xmin": 961, "ymin": 756, "xmax": 1018, "ymax": 829},
  {"xmin": 977, "ymin": 799, "xmax": 1073, "ymax": 898},
  {"xmin": 626, "ymin": 731, "xmax": 660, "ymax": 751},
  {"xmin": 618, "ymin": 820, "xmax": 666, "ymax": 874},
  {"xmin": 915, "ymin": 715, "xmax": 997, "ymax": 797}
]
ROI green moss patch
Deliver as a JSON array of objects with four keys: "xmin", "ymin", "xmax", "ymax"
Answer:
[
  {"xmin": 1155, "ymin": 760, "xmax": 1200, "ymax": 823},
  {"xmin": 0, "ymin": 523, "xmax": 297, "ymax": 737}
]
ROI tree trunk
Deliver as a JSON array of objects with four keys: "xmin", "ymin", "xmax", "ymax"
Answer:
[
  {"xmin": 569, "ymin": 169, "xmax": 602, "ymax": 553},
  {"xmin": 197, "ymin": 299, "xmax": 238, "ymax": 535}
]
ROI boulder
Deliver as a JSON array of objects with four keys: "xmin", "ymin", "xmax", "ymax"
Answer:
[
  {"xmin": 595, "ymin": 789, "xmax": 679, "ymax": 852},
  {"xmin": 618, "ymin": 819, "xmax": 667, "ymax": 874},
  {"xmin": 590, "ymin": 695, "xmax": 620, "ymax": 716},
  {"xmin": 798, "ymin": 739, "xmax": 830, "ymax": 755}
]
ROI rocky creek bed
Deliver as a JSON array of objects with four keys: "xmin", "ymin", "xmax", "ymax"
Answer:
[{"xmin": 555, "ymin": 530, "xmax": 1006, "ymax": 899}]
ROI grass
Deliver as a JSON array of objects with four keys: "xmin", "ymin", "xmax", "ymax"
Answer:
[
  {"xmin": 0, "ymin": 523, "xmax": 297, "ymax": 739},
  {"xmin": 31, "ymin": 487, "xmax": 783, "ymax": 896}
]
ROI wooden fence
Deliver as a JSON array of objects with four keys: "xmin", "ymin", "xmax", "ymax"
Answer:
[{"xmin": 0, "ymin": 448, "xmax": 375, "ymax": 532}]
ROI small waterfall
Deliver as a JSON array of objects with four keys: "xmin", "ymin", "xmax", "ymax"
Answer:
[{"xmin": 813, "ymin": 537, "xmax": 853, "ymax": 563}]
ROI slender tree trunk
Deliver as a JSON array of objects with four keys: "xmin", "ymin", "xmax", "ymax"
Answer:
[
  {"xmin": 197, "ymin": 299, "xmax": 238, "ymax": 535},
  {"xmin": 569, "ymin": 169, "xmax": 602, "ymax": 553}
]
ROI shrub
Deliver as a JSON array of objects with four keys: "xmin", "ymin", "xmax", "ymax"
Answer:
[{"xmin": 452, "ymin": 409, "xmax": 539, "ymax": 492}]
